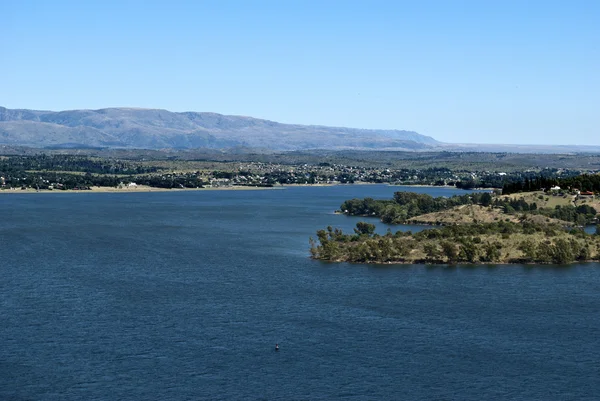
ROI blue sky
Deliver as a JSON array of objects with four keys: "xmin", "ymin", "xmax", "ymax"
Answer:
[{"xmin": 2, "ymin": 0, "xmax": 598, "ymax": 145}]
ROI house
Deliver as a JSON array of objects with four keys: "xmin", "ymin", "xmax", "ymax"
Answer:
[
  {"xmin": 578, "ymin": 191, "xmax": 594, "ymax": 199},
  {"xmin": 210, "ymin": 178, "xmax": 231, "ymax": 188}
]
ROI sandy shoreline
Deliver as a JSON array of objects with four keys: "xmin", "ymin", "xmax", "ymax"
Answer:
[
  {"xmin": 0, "ymin": 185, "xmax": 282, "ymax": 194},
  {"xmin": 0, "ymin": 182, "xmax": 390, "ymax": 194},
  {"xmin": 280, "ymin": 183, "xmax": 374, "ymax": 187},
  {"xmin": 390, "ymin": 184, "xmax": 495, "ymax": 190},
  {"xmin": 0, "ymin": 182, "xmax": 481, "ymax": 194}
]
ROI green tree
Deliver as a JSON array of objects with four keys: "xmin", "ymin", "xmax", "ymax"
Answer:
[
  {"xmin": 441, "ymin": 241, "xmax": 458, "ymax": 263},
  {"xmin": 480, "ymin": 192, "xmax": 493, "ymax": 207},
  {"xmin": 482, "ymin": 242, "xmax": 501, "ymax": 262},
  {"xmin": 578, "ymin": 245, "xmax": 591, "ymax": 261},
  {"xmin": 423, "ymin": 243, "xmax": 440, "ymax": 262},
  {"xmin": 381, "ymin": 204, "xmax": 406, "ymax": 224},
  {"xmin": 350, "ymin": 242, "xmax": 371, "ymax": 262},
  {"xmin": 459, "ymin": 240, "xmax": 478, "ymax": 262},
  {"xmin": 536, "ymin": 242, "xmax": 553, "ymax": 263},
  {"xmin": 354, "ymin": 222, "xmax": 376, "ymax": 236},
  {"xmin": 377, "ymin": 238, "xmax": 394, "ymax": 262},
  {"xmin": 551, "ymin": 239, "xmax": 574, "ymax": 264},
  {"xmin": 518, "ymin": 239, "xmax": 537, "ymax": 261}
]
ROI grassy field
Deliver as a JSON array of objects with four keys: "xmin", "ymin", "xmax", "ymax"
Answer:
[
  {"xmin": 407, "ymin": 204, "xmax": 565, "ymax": 226},
  {"xmin": 502, "ymin": 191, "xmax": 575, "ymax": 208},
  {"xmin": 502, "ymin": 190, "xmax": 600, "ymax": 211},
  {"xmin": 400, "ymin": 232, "xmax": 600, "ymax": 263}
]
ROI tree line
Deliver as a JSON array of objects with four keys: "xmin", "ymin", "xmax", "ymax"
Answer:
[
  {"xmin": 0, "ymin": 155, "xmax": 161, "ymax": 174},
  {"xmin": 1, "ymin": 171, "xmax": 207, "ymax": 190},
  {"xmin": 502, "ymin": 173, "xmax": 600, "ymax": 195}
]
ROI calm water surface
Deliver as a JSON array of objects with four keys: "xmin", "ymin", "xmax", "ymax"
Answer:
[{"xmin": 1, "ymin": 185, "xmax": 599, "ymax": 400}]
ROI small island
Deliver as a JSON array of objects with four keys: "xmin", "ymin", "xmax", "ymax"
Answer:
[{"xmin": 310, "ymin": 187, "xmax": 600, "ymax": 265}]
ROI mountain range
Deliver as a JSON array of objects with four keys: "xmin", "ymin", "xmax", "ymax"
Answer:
[
  {"xmin": 0, "ymin": 107, "xmax": 437, "ymax": 151},
  {"xmin": 2, "ymin": 107, "xmax": 598, "ymax": 154}
]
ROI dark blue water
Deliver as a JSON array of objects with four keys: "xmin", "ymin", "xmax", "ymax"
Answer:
[{"xmin": 1, "ymin": 185, "xmax": 599, "ymax": 400}]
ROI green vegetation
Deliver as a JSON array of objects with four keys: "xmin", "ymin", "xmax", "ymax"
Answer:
[
  {"xmin": 317, "ymin": 189, "xmax": 600, "ymax": 265},
  {"xmin": 341, "ymin": 192, "xmax": 494, "ymax": 224},
  {"xmin": 1, "ymin": 150, "xmax": 597, "ymax": 191},
  {"xmin": 0, "ymin": 150, "xmax": 599, "ymax": 196},
  {"xmin": 502, "ymin": 173, "xmax": 600, "ymax": 194},
  {"xmin": 310, "ymin": 221, "xmax": 600, "ymax": 264},
  {"xmin": 0, "ymin": 155, "xmax": 162, "ymax": 175},
  {"xmin": 341, "ymin": 190, "xmax": 598, "ymax": 226}
]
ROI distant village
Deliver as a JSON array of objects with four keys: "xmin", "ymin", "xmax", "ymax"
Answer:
[{"xmin": 0, "ymin": 155, "xmax": 597, "ymax": 193}]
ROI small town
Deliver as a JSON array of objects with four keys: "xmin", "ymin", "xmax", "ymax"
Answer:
[{"xmin": 1, "ymin": 155, "xmax": 597, "ymax": 192}]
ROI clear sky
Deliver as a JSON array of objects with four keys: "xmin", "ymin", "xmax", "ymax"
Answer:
[{"xmin": 2, "ymin": 0, "xmax": 598, "ymax": 145}]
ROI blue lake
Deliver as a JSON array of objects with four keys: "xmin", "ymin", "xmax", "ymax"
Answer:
[{"xmin": 1, "ymin": 185, "xmax": 599, "ymax": 400}]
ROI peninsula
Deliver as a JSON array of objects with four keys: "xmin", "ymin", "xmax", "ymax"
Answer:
[{"xmin": 310, "ymin": 186, "xmax": 600, "ymax": 265}]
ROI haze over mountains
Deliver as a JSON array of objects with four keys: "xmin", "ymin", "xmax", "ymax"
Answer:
[
  {"xmin": 1, "ymin": 107, "xmax": 598, "ymax": 154},
  {"xmin": 0, "ymin": 107, "xmax": 437, "ymax": 151}
]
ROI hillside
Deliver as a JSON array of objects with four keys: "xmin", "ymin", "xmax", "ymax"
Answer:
[
  {"xmin": 406, "ymin": 204, "xmax": 566, "ymax": 226},
  {"xmin": 323, "ymin": 189, "xmax": 600, "ymax": 264},
  {"xmin": 0, "ymin": 107, "xmax": 437, "ymax": 151},
  {"xmin": 310, "ymin": 221, "xmax": 600, "ymax": 264}
]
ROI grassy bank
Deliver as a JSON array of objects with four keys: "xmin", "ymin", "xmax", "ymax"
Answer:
[{"xmin": 310, "ymin": 221, "xmax": 600, "ymax": 265}]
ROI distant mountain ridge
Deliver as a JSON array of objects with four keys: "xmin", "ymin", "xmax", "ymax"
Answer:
[{"xmin": 0, "ymin": 106, "xmax": 437, "ymax": 151}]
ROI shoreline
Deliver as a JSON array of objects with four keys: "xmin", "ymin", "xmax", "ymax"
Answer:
[
  {"xmin": 0, "ymin": 185, "xmax": 281, "ymax": 194},
  {"xmin": 0, "ymin": 182, "xmax": 496, "ymax": 194},
  {"xmin": 281, "ymin": 182, "xmax": 380, "ymax": 187},
  {"xmin": 312, "ymin": 257, "xmax": 600, "ymax": 266},
  {"xmin": 0, "ymin": 182, "xmax": 389, "ymax": 194},
  {"xmin": 390, "ymin": 184, "xmax": 496, "ymax": 191}
]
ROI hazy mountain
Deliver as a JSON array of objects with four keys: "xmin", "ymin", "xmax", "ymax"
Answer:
[
  {"xmin": 0, "ymin": 107, "xmax": 437, "ymax": 151},
  {"xmin": 439, "ymin": 143, "xmax": 600, "ymax": 154}
]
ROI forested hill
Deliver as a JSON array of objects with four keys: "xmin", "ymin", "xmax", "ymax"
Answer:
[{"xmin": 0, "ymin": 107, "xmax": 437, "ymax": 151}]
